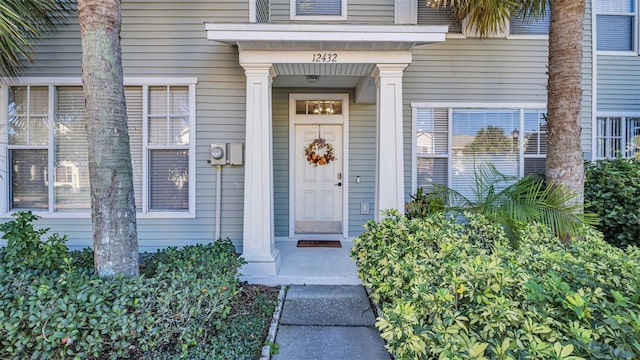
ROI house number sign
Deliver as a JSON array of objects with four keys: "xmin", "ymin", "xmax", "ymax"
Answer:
[{"xmin": 312, "ymin": 53, "xmax": 338, "ymax": 63}]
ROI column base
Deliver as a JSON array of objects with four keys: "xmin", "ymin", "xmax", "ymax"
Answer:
[{"xmin": 240, "ymin": 249, "xmax": 281, "ymax": 276}]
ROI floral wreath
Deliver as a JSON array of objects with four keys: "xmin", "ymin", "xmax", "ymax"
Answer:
[{"xmin": 304, "ymin": 137, "xmax": 336, "ymax": 166}]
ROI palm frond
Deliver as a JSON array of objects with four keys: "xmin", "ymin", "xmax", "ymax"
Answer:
[
  {"xmin": 435, "ymin": 162, "xmax": 597, "ymax": 246},
  {"xmin": 0, "ymin": 0, "xmax": 73, "ymax": 79},
  {"xmin": 426, "ymin": 0, "xmax": 548, "ymax": 37}
]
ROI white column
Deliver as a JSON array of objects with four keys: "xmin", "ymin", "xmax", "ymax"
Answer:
[
  {"xmin": 373, "ymin": 63, "xmax": 408, "ymax": 220},
  {"xmin": 240, "ymin": 63, "xmax": 280, "ymax": 276}
]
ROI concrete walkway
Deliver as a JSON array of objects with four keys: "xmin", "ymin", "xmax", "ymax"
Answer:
[{"xmin": 272, "ymin": 285, "xmax": 391, "ymax": 360}]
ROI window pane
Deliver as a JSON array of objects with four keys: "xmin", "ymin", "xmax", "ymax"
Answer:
[
  {"xmin": 417, "ymin": 158, "xmax": 447, "ymax": 189},
  {"xmin": 296, "ymin": 100, "xmax": 307, "ymax": 114},
  {"xmin": 8, "ymin": 86, "xmax": 26, "ymax": 115},
  {"xmin": 510, "ymin": 4, "xmax": 550, "ymax": 34},
  {"xmin": 8, "ymin": 116, "xmax": 27, "ymax": 145},
  {"xmin": 597, "ymin": 15, "xmax": 634, "ymax": 51},
  {"xmin": 627, "ymin": 118, "xmax": 640, "ymax": 158},
  {"xmin": 55, "ymin": 87, "xmax": 90, "ymax": 211},
  {"xmin": 30, "ymin": 117, "xmax": 49, "ymax": 145},
  {"xmin": 297, "ymin": 0, "xmax": 342, "ymax": 16},
  {"xmin": 148, "ymin": 116, "xmax": 166, "ymax": 145},
  {"xmin": 30, "ymin": 86, "xmax": 49, "ymax": 114},
  {"xmin": 596, "ymin": 0, "xmax": 633, "ymax": 13},
  {"xmin": 451, "ymin": 110, "xmax": 520, "ymax": 201},
  {"xmin": 150, "ymin": 150, "xmax": 189, "ymax": 211},
  {"xmin": 8, "ymin": 86, "xmax": 49, "ymax": 145},
  {"xmin": 126, "ymin": 87, "xmax": 143, "ymax": 209},
  {"xmin": 306, "ymin": 100, "xmax": 342, "ymax": 115},
  {"xmin": 149, "ymin": 86, "xmax": 166, "ymax": 114},
  {"xmin": 10, "ymin": 149, "xmax": 48, "ymax": 209},
  {"xmin": 524, "ymin": 158, "xmax": 546, "ymax": 177},
  {"xmin": 169, "ymin": 117, "xmax": 189, "ymax": 145},
  {"xmin": 169, "ymin": 86, "xmax": 189, "ymax": 115}
]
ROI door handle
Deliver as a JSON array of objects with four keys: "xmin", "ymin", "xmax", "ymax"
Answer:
[{"xmin": 335, "ymin": 182, "xmax": 342, "ymax": 187}]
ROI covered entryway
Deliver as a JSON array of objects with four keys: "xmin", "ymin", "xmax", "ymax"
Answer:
[{"xmin": 205, "ymin": 23, "xmax": 447, "ymax": 279}]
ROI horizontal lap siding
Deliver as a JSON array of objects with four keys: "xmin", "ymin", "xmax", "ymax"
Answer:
[
  {"xmin": 597, "ymin": 56, "xmax": 640, "ymax": 112},
  {"xmin": 270, "ymin": 0, "xmax": 393, "ymax": 23},
  {"xmin": 7, "ymin": 1, "xmax": 249, "ymax": 251},
  {"xmin": 348, "ymin": 101, "xmax": 376, "ymax": 236},
  {"xmin": 272, "ymin": 89, "xmax": 290, "ymax": 237}
]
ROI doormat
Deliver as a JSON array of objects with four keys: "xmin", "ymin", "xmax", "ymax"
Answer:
[{"xmin": 296, "ymin": 240, "xmax": 342, "ymax": 248}]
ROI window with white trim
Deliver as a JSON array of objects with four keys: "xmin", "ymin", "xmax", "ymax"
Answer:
[
  {"xmin": 413, "ymin": 106, "xmax": 547, "ymax": 200},
  {"xmin": 291, "ymin": 0, "xmax": 346, "ymax": 20},
  {"xmin": 596, "ymin": 116, "xmax": 640, "ymax": 158},
  {"xmin": 595, "ymin": 0, "xmax": 638, "ymax": 52},
  {"xmin": 5, "ymin": 83, "xmax": 194, "ymax": 214}
]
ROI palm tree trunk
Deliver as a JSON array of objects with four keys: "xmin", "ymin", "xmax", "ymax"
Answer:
[
  {"xmin": 546, "ymin": 0, "xmax": 586, "ymax": 207},
  {"xmin": 78, "ymin": 0, "xmax": 139, "ymax": 277}
]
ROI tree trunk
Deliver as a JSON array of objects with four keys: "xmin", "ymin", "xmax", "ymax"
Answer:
[
  {"xmin": 546, "ymin": 0, "xmax": 586, "ymax": 207},
  {"xmin": 78, "ymin": 0, "xmax": 139, "ymax": 277}
]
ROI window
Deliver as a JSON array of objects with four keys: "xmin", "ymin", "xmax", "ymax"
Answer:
[
  {"xmin": 596, "ymin": 0, "xmax": 637, "ymax": 52},
  {"xmin": 4, "ymin": 81, "xmax": 195, "ymax": 215},
  {"xmin": 412, "ymin": 105, "xmax": 547, "ymax": 201},
  {"xmin": 291, "ymin": 0, "xmax": 346, "ymax": 20},
  {"xmin": 596, "ymin": 116, "xmax": 640, "ymax": 158},
  {"xmin": 418, "ymin": 2, "xmax": 550, "ymax": 35},
  {"xmin": 510, "ymin": 4, "xmax": 551, "ymax": 35}
]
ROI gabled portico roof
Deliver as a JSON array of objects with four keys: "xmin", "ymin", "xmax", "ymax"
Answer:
[{"xmin": 205, "ymin": 23, "xmax": 448, "ymax": 51}]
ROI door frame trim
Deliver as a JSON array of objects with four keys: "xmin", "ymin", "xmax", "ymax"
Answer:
[{"xmin": 289, "ymin": 93, "xmax": 350, "ymax": 239}]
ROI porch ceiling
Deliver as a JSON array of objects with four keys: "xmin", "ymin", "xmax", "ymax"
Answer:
[
  {"xmin": 205, "ymin": 23, "xmax": 448, "ymax": 51},
  {"xmin": 273, "ymin": 63, "xmax": 375, "ymax": 77}
]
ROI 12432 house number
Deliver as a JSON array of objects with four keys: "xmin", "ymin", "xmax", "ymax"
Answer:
[{"xmin": 312, "ymin": 53, "xmax": 338, "ymax": 63}]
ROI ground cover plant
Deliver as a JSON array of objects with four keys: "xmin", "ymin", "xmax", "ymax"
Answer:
[
  {"xmin": 352, "ymin": 211, "xmax": 640, "ymax": 360},
  {"xmin": 585, "ymin": 157, "xmax": 640, "ymax": 248},
  {"xmin": 0, "ymin": 211, "xmax": 279, "ymax": 360}
]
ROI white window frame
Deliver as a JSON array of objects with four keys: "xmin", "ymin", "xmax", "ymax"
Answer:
[
  {"xmin": 410, "ymin": 103, "xmax": 547, "ymax": 193},
  {"xmin": 0, "ymin": 77, "xmax": 197, "ymax": 219},
  {"xmin": 290, "ymin": 0, "xmax": 347, "ymax": 21},
  {"xmin": 595, "ymin": 113, "xmax": 640, "ymax": 159},
  {"xmin": 595, "ymin": 0, "xmax": 639, "ymax": 55}
]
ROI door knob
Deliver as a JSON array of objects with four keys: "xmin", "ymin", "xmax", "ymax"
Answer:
[{"xmin": 335, "ymin": 182, "xmax": 342, "ymax": 187}]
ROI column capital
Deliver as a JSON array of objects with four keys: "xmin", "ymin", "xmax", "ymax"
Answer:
[
  {"xmin": 372, "ymin": 63, "xmax": 409, "ymax": 84},
  {"xmin": 240, "ymin": 62, "xmax": 276, "ymax": 78}
]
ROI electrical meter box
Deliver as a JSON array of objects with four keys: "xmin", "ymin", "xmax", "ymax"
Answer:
[{"xmin": 210, "ymin": 143, "xmax": 244, "ymax": 166}]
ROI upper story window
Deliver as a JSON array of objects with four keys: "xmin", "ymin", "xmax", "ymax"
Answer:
[
  {"xmin": 596, "ymin": 0, "xmax": 638, "ymax": 52},
  {"xmin": 291, "ymin": 0, "xmax": 347, "ymax": 20},
  {"xmin": 510, "ymin": 4, "xmax": 551, "ymax": 35},
  {"xmin": 3, "ymin": 81, "xmax": 196, "ymax": 216},
  {"xmin": 418, "ymin": 2, "xmax": 550, "ymax": 36}
]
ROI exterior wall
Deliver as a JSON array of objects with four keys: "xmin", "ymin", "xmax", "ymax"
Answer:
[
  {"xmin": 272, "ymin": 88, "xmax": 376, "ymax": 238},
  {"xmin": 597, "ymin": 56, "xmax": 640, "ymax": 112},
  {"xmin": 2, "ymin": 0, "xmax": 250, "ymax": 251},
  {"xmin": 269, "ymin": 0, "xmax": 394, "ymax": 23}
]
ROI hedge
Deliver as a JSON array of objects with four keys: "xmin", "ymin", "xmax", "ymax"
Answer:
[{"xmin": 351, "ymin": 211, "xmax": 640, "ymax": 360}]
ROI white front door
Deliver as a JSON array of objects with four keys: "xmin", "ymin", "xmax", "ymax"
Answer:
[
  {"xmin": 291, "ymin": 94, "xmax": 348, "ymax": 235},
  {"xmin": 294, "ymin": 124, "xmax": 343, "ymax": 233}
]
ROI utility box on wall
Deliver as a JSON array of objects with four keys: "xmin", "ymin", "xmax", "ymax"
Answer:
[{"xmin": 210, "ymin": 143, "xmax": 244, "ymax": 166}]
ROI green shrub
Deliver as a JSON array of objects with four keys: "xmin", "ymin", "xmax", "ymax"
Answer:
[
  {"xmin": 352, "ymin": 211, "xmax": 640, "ymax": 360},
  {"xmin": 585, "ymin": 158, "xmax": 640, "ymax": 248},
  {"xmin": 405, "ymin": 187, "xmax": 446, "ymax": 219},
  {"xmin": 0, "ymin": 213, "xmax": 249, "ymax": 360},
  {"xmin": 0, "ymin": 211, "xmax": 70, "ymax": 272}
]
